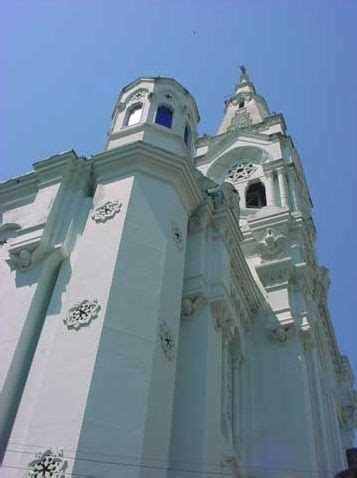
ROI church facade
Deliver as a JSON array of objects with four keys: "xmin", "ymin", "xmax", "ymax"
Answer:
[{"xmin": 0, "ymin": 69, "xmax": 356, "ymax": 478}]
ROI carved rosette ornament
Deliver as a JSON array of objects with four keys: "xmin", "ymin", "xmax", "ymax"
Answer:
[
  {"xmin": 91, "ymin": 200, "xmax": 122, "ymax": 223},
  {"xmin": 226, "ymin": 161, "xmax": 257, "ymax": 184},
  {"xmin": 27, "ymin": 448, "xmax": 67, "ymax": 477},
  {"xmin": 63, "ymin": 299, "xmax": 101, "ymax": 330},
  {"xmin": 172, "ymin": 222, "xmax": 184, "ymax": 250},
  {"xmin": 159, "ymin": 321, "xmax": 175, "ymax": 361}
]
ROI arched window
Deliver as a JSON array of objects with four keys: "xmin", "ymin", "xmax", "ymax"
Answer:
[
  {"xmin": 155, "ymin": 105, "xmax": 173, "ymax": 128},
  {"xmin": 124, "ymin": 103, "xmax": 143, "ymax": 127},
  {"xmin": 246, "ymin": 182, "xmax": 267, "ymax": 208},
  {"xmin": 238, "ymin": 100, "xmax": 245, "ymax": 108},
  {"xmin": 184, "ymin": 124, "xmax": 191, "ymax": 146}
]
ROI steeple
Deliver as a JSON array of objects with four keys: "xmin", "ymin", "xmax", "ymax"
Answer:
[
  {"xmin": 217, "ymin": 66, "xmax": 270, "ymax": 135},
  {"xmin": 234, "ymin": 65, "xmax": 256, "ymax": 95}
]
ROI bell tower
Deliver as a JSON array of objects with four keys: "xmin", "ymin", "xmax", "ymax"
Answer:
[{"xmin": 193, "ymin": 68, "xmax": 355, "ymax": 477}]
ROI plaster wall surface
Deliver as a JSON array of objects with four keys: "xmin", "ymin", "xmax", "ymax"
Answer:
[{"xmin": 0, "ymin": 74, "xmax": 355, "ymax": 478}]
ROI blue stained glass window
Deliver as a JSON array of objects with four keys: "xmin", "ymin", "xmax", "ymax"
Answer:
[{"xmin": 155, "ymin": 105, "xmax": 173, "ymax": 128}]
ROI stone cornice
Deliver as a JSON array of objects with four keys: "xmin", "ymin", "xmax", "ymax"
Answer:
[
  {"xmin": 0, "ymin": 150, "xmax": 87, "ymax": 208},
  {"xmin": 255, "ymin": 257, "xmax": 293, "ymax": 291},
  {"xmin": 92, "ymin": 141, "xmax": 203, "ymax": 215},
  {"xmin": 246, "ymin": 207, "xmax": 291, "ymax": 233},
  {"xmin": 212, "ymin": 206, "xmax": 264, "ymax": 314},
  {"xmin": 194, "ymin": 129, "xmax": 280, "ymax": 168}
]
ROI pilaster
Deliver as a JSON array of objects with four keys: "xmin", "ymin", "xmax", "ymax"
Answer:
[{"xmin": 277, "ymin": 166, "xmax": 289, "ymax": 208}]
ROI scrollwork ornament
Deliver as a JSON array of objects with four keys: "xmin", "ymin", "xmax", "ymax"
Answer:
[
  {"xmin": 27, "ymin": 448, "xmax": 67, "ymax": 477},
  {"xmin": 91, "ymin": 200, "xmax": 122, "ymax": 223},
  {"xmin": 159, "ymin": 321, "xmax": 175, "ymax": 361},
  {"xmin": 63, "ymin": 299, "xmax": 101, "ymax": 330}
]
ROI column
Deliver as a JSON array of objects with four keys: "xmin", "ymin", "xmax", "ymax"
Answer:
[
  {"xmin": 287, "ymin": 166, "xmax": 300, "ymax": 212},
  {"xmin": 265, "ymin": 170, "xmax": 277, "ymax": 206},
  {"xmin": 277, "ymin": 167, "xmax": 289, "ymax": 208}
]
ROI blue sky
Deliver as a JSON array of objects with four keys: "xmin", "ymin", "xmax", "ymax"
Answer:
[{"xmin": 1, "ymin": 0, "xmax": 356, "ymax": 383}]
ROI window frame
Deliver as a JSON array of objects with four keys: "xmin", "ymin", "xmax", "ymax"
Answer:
[
  {"xmin": 123, "ymin": 102, "xmax": 143, "ymax": 128},
  {"xmin": 245, "ymin": 181, "xmax": 267, "ymax": 208},
  {"xmin": 155, "ymin": 104, "xmax": 174, "ymax": 129}
]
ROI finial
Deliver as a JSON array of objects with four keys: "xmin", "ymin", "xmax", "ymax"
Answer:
[{"xmin": 240, "ymin": 65, "xmax": 246, "ymax": 75}]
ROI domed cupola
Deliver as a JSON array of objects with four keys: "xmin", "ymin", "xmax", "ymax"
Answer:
[{"xmin": 106, "ymin": 77, "xmax": 200, "ymax": 159}]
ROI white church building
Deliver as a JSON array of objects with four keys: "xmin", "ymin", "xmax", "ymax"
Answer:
[{"xmin": 0, "ymin": 68, "xmax": 356, "ymax": 478}]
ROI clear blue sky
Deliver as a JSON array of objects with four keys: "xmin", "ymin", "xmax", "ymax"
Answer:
[{"xmin": 1, "ymin": 1, "xmax": 356, "ymax": 381}]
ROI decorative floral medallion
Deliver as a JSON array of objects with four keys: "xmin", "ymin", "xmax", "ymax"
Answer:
[
  {"xmin": 159, "ymin": 321, "xmax": 175, "ymax": 361},
  {"xmin": 172, "ymin": 222, "xmax": 184, "ymax": 250},
  {"xmin": 27, "ymin": 448, "xmax": 66, "ymax": 477},
  {"xmin": 91, "ymin": 200, "xmax": 122, "ymax": 223},
  {"xmin": 63, "ymin": 299, "xmax": 101, "ymax": 330},
  {"xmin": 226, "ymin": 162, "xmax": 256, "ymax": 184}
]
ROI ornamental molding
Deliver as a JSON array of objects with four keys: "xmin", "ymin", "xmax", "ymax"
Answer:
[
  {"xmin": 63, "ymin": 299, "xmax": 101, "ymax": 330},
  {"xmin": 171, "ymin": 222, "xmax": 184, "ymax": 250},
  {"xmin": 209, "ymin": 183, "xmax": 240, "ymax": 221},
  {"xmin": 256, "ymin": 228, "xmax": 287, "ymax": 262},
  {"xmin": 91, "ymin": 200, "xmax": 122, "ymax": 223},
  {"xmin": 210, "ymin": 299, "xmax": 237, "ymax": 341},
  {"xmin": 228, "ymin": 108, "xmax": 252, "ymax": 131},
  {"xmin": 181, "ymin": 294, "xmax": 206, "ymax": 319},
  {"xmin": 119, "ymin": 88, "xmax": 149, "ymax": 111},
  {"xmin": 225, "ymin": 91, "xmax": 253, "ymax": 108},
  {"xmin": 159, "ymin": 321, "xmax": 175, "ymax": 361},
  {"xmin": 341, "ymin": 399, "xmax": 357, "ymax": 432},
  {"xmin": 188, "ymin": 203, "xmax": 212, "ymax": 234},
  {"xmin": 255, "ymin": 257, "xmax": 292, "ymax": 290},
  {"xmin": 299, "ymin": 324, "xmax": 315, "ymax": 350},
  {"xmin": 230, "ymin": 280, "xmax": 250, "ymax": 332},
  {"xmin": 27, "ymin": 448, "xmax": 67, "ymax": 477},
  {"xmin": 221, "ymin": 182, "xmax": 240, "ymax": 217},
  {"xmin": 297, "ymin": 314, "xmax": 316, "ymax": 350}
]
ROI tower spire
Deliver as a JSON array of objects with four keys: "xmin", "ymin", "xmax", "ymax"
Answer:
[
  {"xmin": 234, "ymin": 64, "xmax": 256, "ymax": 94},
  {"xmin": 217, "ymin": 67, "xmax": 269, "ymax": 134}
]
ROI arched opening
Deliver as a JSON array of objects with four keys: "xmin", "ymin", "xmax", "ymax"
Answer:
[
  {"xmin": 124, "ymin": 103, "xmax": 143, "ymax": 127},
  {"xmin": 155, "ymin": 105, "xmax": 173, "ymax": 128},
  {"xmin": 184, "ymin": 124, "xmax": 191, "ymax": 146},
  {"xmin": 246, "ymin": 182, "xmax": 266, "ymax": 208}
]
